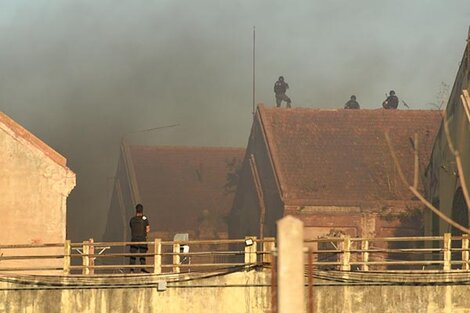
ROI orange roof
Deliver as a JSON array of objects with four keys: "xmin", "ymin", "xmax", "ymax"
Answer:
[
  {"xmin": 0, "ymin": 112, "xmax": 67, "ymax": 167},
  {"xmin": 257, "ymin": 105, "xmax": 442, "ymax": 205},
  {"xmin": 129, "ymin": 145, "xmax": 245, "ymax": 233}
]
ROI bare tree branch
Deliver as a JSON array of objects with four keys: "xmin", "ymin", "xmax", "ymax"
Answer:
[
  {"xmin": 413, "ymin": 133, "xmax": 419, "ymax": 190},
  {"xmin": 385, "ymin": 132, "xmax": 470, "ymax": 234},
  {"xmin": 441, "ymin": 108, "xmax": 470, "ymax": 214},
  {"xmin": 461, "ymin": 90, "xmax": 470, "ymax": 124}
]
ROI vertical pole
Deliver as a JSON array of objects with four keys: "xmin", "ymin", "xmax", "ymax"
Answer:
[
  {"xmin": 413, "ymin": 133, "xmax": 419, "ymax": 189},
  {"xmin": 271, "ymin": 251, "xmax": 277, "ymax": 313},
  {"xmin": 361, "ymin": 240, "xmax": 369, "ymax": 271},
  {"xmin": 88, "ymin": 238, "xmax": 95, "ymax": 275},
  {"xmin": 341, "ymin": 236, "xmax": 351, "ymax": 271},
  {"xmin": 82, "ymin": 240, "xmax": 90, "ymax": 275},
  {"xmin": 154, "ymin": 239, "xmax": 162, "ymax": 274},
  {"xmin": 63, "ymin": 240, "xmax": 71, "ymax": 275},
  {"xmin": 173, "ymin": 243, "xmax": 180, "ymax": 273},
  {"xmin": 245, "ymin": 236, "xmax": 257, "ymax": 264},
  {"xmin": 277, "ymin": 216, "xmax": 304, "ymax": 313},
  {"xmin": 263, "ymin": 237, "xmax": 276, "ymax": 264},
  {"xmin": 462, "ymin": 234, "xmax": 469, "ymax": 270},
  {"xmin": 308, "ymin": 248, "xmax": 314, "ymax": 313},
  {"xmin": 443, "ymin": 233, "xmax": 451, "ymax": 272},
  {"xmin": 252, "ymin": 26, "xmax": 256, "ymax": 116}
]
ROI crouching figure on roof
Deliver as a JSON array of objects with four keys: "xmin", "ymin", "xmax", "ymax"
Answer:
[
  {"xmin": 344, "ymin": 95, "xmax": 360, "ymax": 109},
  {"xmin": 382, "ymin": 90, "xmax": 399, "ymax": 109}
]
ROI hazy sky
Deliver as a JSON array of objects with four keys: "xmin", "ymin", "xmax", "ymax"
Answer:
[{"xmin": 1, "ymin": 0, "xmax": 469, "ymax": 241}]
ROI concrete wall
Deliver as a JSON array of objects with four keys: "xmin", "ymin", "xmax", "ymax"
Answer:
[
  {"xmin": 2, "ymin": 270, "xmax": 470, "ymax": 313},
  {"xmin": 424, "ymin": 42, "xmax": 470, "ymax": 236},
  {"xmin": 0, "ymin": 271, "xmax": 270, "ymax": 313},
  {"xmin": 0, "ymin": 113, "xmax": 75, "ymax": 270},
  {"xmin": 288, "ymin": 204, "xmax": 424, "ymax": 239}
]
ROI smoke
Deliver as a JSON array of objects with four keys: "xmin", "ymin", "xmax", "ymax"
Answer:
[{"xmin": 0, "ymin": 0, "xmax": 469, "ymax": 241}]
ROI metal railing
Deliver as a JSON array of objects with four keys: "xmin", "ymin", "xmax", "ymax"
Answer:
[
  {"xmin": 0, "ymin": 236, "xmax": 274, "ymax": 275},
  {"xmin": 1, "ymin": 234, "xmax": 469, "ymax": 275},
  {"xmin": 303, "ymin": 233, "xmax": 470, "ymax": 272}
]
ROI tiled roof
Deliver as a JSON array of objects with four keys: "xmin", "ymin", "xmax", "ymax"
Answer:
[
  {"xmin": 257, "ymin": 105, "xmax": 442, "ymax": 205},
  {"xmin": 129, "ymin": 145, "xmax": 245, "ymax": 233},
  {"xmin": 0, "ymin": 112, "xmax": 67, "ymax": 167}
]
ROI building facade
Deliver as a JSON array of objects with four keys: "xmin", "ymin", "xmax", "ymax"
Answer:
[
  {"xmin": 103, "ymin": 144, "xmax": 244, "ymax": 242},
  {"xmin": 0, "ymin": 112, "xmax": 76, "ymax": 271},
  {"xmin": 424, "ymin": 33, "xmax": 470, "ymax": 236},
  {"xmin": 229, "ymin": 105, "xmax": 442, "ymax": 241}
]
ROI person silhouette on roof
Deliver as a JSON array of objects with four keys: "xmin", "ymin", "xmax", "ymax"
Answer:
[
  {"xmin": 274, "ymin": 76, "xmax": 292, "ymax": 108},
  {"xmin": 344, "ymin": 95, "xmax": 360, "ymax": 109},
  {"xmin": 382, "ymin": 90, "xmax": 399, "ymax": 109}
]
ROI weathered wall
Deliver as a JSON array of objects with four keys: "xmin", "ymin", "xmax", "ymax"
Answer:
[
  {"xmin": 2, "ymin": 270, "xmax": 470, "ymax": 313},
  {"xmin": 288, "ymin": 204, "xmax": 424, "ymax": 239},
  {"xmin": 424, "ymin": 42, "xmax": 470, "ymax": 236},
  {"xmin": 0, "ymin": 271, "xmax": 270, "ymax": 313},
  {"xmin": 0, "ymin": 113, "xmax": 75, "ymax": 270}
]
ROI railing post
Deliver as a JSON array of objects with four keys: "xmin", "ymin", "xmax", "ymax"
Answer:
[
  {"xmin": 263, "ymin": 237, "xmax": 275, "ymax": 264},
  {"xmin": 462, "ymin": 234, "xmax": 469, "ymax": 270},
  {"xmin": 154, "ymin": 239, "xmax": 162, "ymax": 274},
  {"xmin": 443, "ymin": 233, "xmax": 451, "ymax": 272},
  {"xmin": 88, "ymin": 238, "xmax": 95, "ymax": 275},
  {"xmin": 245, "ymin": 236, "xmax": 257, "ymax": 264},
  {"xmin": 340, "ymin": 236, "xmax": 351, "ymax": 271},
  {"xmin": 82, "ymin": 240, "xmax": 90, "ymax": 275},
  {"xmin": 63, "ymin": 240, "xmax": 71, "ymax": 275},
  {"xmin": 173, "ymin": 242, "xmax": 180, "ymax": 273},
  {"xmin": 361, "ymin": 239, "xmax": 369, "ymax": 271}
]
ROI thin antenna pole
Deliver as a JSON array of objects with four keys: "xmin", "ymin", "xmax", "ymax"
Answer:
[{"xmin": 252, "ymin": 26, "xmax": 256, "ymax": 116}]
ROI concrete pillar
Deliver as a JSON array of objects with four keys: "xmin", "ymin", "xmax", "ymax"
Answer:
[
  {"xmin": 82, "ymin": 240, "xmax": 90, "ymax": 275},
  {"xmin": 340, "ymin": 236, "xmax": 351, "ymax": 271},
  {"xmin": 88, "ymin": 238, "xmax": 95, "ymax": 275},
  {"xmin": 277, "ymin": 216, "xmax": 304, "ymax": 313},
  {"xmin": 63, "ymin": 240, "xmax": 71, "ymax": 275},
  {"xmin": 361, "ymin": 240, "xmax": 369, "ymax": 271},
  {"xmin": 244, "ymin": 236, "xmax": 257, "ymax": 264},
  {"xmin": 154, "ymin": 239, "xmax": 162, "ymax": 274},
  {"xmin": 462, "ymin": 234, "xmax": 469, "ymax": 270},
  {"xmin": 173, "ymin": 243, "xmax": 180, "ymax": 273},
  {"xmin": 263, "ymin": 237, "xmax": 276, "ymax": 264},
  {"xmin": 443, "ymin": 233, "xmax": 451, "ymax": 272}
]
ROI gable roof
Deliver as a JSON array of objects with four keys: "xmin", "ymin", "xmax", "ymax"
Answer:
[
  {"xmin": 127, "ymin": 145, "xmax": 245, "ymax": 233},
  {"xmin": 0, "ymin": 112, "xmax": 67, "ymax": 167},
  {"xmin": 256, "ymin": 105, "xmax": 442, "ymax": 206}
]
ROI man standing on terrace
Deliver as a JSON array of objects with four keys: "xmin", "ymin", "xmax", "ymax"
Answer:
[{"xmin": 129, "ymin": 203, "xmax": 150, "ymax": 273}]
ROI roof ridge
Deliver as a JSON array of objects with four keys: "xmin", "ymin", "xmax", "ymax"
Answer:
[
  {"xmin": 256, "ymin": 104, "xmax": 286, "ymax": 200},
  {"xmin": 254, "ymin": 106, "xmax": 442, "ymax": 203},
  {"xmin": 0, "ymin": 112, "xmax": 67, "ymax": 167},
  {"xmin": 262, "ymin": 106, "xmax": 441, "ymax": 113}
]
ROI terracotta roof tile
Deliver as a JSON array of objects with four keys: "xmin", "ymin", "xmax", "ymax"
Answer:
[
  {"xmin": 129, "ymin": 146, "xmax": 245, "ymax": 233},
  {"xmin": 258, "ymin": 106, "xmax": 442, "ymax": 205}
]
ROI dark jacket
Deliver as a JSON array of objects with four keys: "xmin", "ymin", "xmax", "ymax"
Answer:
[
  {"xmin": 274, "ymin": 80, "xmax": 289, "ymax": 95},
  {"xmin": 383, "ymin": 95, "xmax": 399, "ymax": 109},
  {"xmin": 344, "ymin": 100, "xmax": 360, "ymax": 109},
  {"xmin": 129, "ymin": 215, "xmax": 149, "ymax": 241}
]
